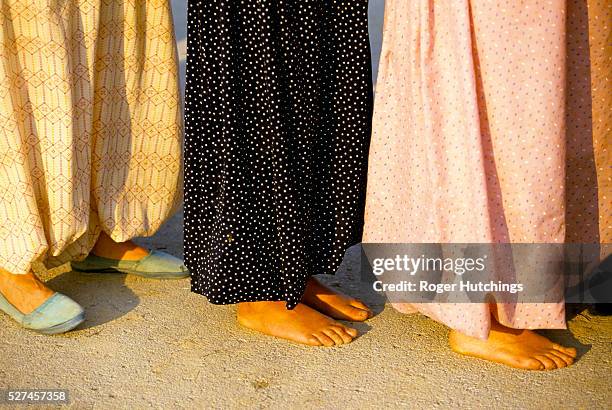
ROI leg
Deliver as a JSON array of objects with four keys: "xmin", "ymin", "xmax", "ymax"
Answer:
[
  {"xmin": 72, "ymin": 232, "xmax": 187, "ymax": 279},
  {"xmin": 237, "ymin": 301, "xmax": 358, "ymax": 347},
  {"xmin": 90, "ymin": 232, "xmax": 149, "ymax": 261},
  {"xmin": 0, "ymin": 268, "xmax": 54, "ymax": 314},
  {"xmin": 448, "ymin": 315, "xmax": 577, "ymax": 370},
  {"xmin": 302, "ymin": 276, "xmax": 372, "ymax": 321},
  {"xmin": 184, "ymin": 1, "xmax": 372, "ymax": 345}
]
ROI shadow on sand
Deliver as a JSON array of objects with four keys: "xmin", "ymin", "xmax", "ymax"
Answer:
[{"xmin": 45, "ymin": 270, "xmax": 140, "ymax": 330}]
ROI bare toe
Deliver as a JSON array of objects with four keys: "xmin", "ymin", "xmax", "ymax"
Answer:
[
  {"xmin": 313, "ymin": 332, "xmax": 335, "ymax": 347},
  {"xmin": 342, "ymin": 325, "xmax": 358, "ymax": 338},
  {"xmin": 534, "ymin": 355, "xmax": 557, "ymax": 370},
  {"xmin": 330, "ymin": 325, "xmax": 354, "ymax": 344},
  {"xmin": 549, "ymin": 350, "xmax": 574, "ymax": 367},
  {"xmin": 322, "ymin": 328, "xmax": 344, "ymax": 345},
  {"xmin": 519, "ymin": 357, "xmax": 545, "ymax": 370},
  {"xmin": 351, "ymin": 300, "xmax": 372, "ymax": 314},
  {"xmin": 545, "ymin": 352, "xmax": 567, "ymax": 369},
  {"xmin": 347, "ymin": 306, "xmax": 370, "ymax": 321},
  {"xmin": 307, "ymin": 335, "xmax": 322, "ymax": 346},
  {"xmin": 553, "ymin": 344, "xmax": 577, "ymax": 357},
  {"xmin": 302, "ymin": 277, "xmax": 372, "ymax": 321}
]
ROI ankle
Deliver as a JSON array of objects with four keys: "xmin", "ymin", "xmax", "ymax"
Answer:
[
  {"xmin": 91, "ymin": 232, "xmax": 149, "ymax": 261},
  {"xmin": 236, "ymin": 302, "xmax": 262, "ymax": 327},
  {"xmin": 0, "ymin": 269, "xmax": 33, "ymax": 290},
  {"xmin": 237, "ymin": 301, "xmax": 273, "ymax": 315}
]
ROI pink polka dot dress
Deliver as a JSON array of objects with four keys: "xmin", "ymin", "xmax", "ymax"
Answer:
[{"xmin": 363, "ymin": 0, "xmax": 610, "ymax": 339}]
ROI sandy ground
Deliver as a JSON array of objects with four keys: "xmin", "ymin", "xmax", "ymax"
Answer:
[
  {"xmin": 1, "ymin": 210, "xmax": 611, "ymax": 409},
  {"xmin": 2, "ymin": 2, "xmax": 611, "ymax": 409}
]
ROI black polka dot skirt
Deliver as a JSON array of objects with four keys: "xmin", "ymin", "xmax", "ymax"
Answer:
[{"xmin": 184, "ymin": 0, "xmax": 373, "ymax": 309}]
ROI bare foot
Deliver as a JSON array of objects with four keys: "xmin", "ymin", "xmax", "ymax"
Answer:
[
  {"xmin": 91, "ymin": 232, "xmax": 149, "ymax": 261},
  {"xmin": 0, "ymin": 269, "xmax": 55, "ymax": 314},
  {"xmin": 237, "ymin": 301, "xmax": 359, "ymax": 347},
  {"xmin": 449, "ymin": 318, "xmax": 577, "ymax": 370},
  {"xmin": 301, "ymin": 276, "xmax": 372, "ymax": 321}
]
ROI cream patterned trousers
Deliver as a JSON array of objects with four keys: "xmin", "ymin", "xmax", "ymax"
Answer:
[{"xmin": 0, "ymin": 0, "xmax": 183, "ymax": 274}]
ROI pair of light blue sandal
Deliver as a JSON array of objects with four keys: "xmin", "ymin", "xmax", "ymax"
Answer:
[{"xmin": 0, "ymin": 251, "xmax": 188, "ymax": 335}]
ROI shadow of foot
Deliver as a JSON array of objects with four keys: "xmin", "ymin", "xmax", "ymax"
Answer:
[
  {"xmin": 45, "ymin": 270, "xmax": 139, "ymax": 330},
  {"xmin": 539, "ymin": 328, "xmax": 591, "ymax": 361},
  {"xmin": 345, "ymin": 321, "xmax": 373, "ymax": 338}
]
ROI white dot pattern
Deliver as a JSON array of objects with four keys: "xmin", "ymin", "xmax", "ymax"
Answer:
[{"xmin": 184, "ymin": 1, "xmax": 373, "ymax": 309}]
